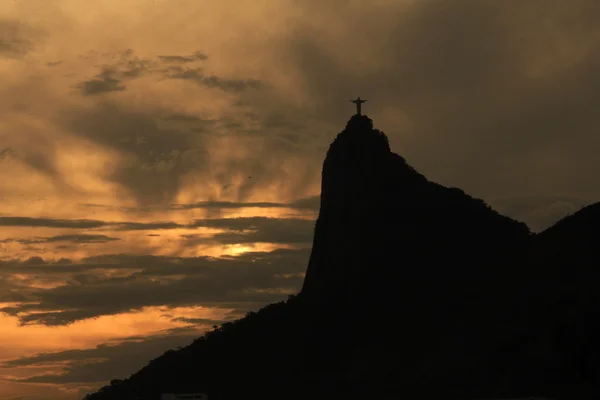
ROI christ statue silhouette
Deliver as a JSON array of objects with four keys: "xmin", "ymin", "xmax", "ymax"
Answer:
[{"xmin": 351, "ymin": 97, "xmax": 367, "ymax": 115}]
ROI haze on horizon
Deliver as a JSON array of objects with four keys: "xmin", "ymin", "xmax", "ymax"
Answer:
[{"xmin": 1, "ymin": 0, "xmax": 600, "ymax": 398}]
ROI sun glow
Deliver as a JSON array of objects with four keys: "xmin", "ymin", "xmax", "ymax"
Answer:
[{"xmin": 222, "ymin": 244, "xmax": 256, "ymax": 256}]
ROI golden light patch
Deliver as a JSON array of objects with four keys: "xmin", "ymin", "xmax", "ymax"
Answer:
[
  {"xmin": 0, "ymin": 305, "xmax": 229, "ymax": 361},
  {"xmin": 0, "ymin": 305, "xmax": 233, "ymax": 399},
  {"xmin": 221, "ymin": 244, "xmax": 255, "ymax": 256},
  {"xmin": 5, "ymin": 274, "xmax": 67, "ymax": 290}
]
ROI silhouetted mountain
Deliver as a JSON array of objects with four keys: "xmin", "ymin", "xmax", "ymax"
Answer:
[
  {"xmin": 303, "ymin": 114, "xmax": 531, "ymax": 306},
  {"xmin": 533, "ymin": 202, "xmax": 600, "ymax": 386},
  {"xmin": 82, "ymin": 114, "xmax": 600, "ymax": 400}
]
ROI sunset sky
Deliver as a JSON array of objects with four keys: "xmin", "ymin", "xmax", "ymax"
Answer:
[{"xmin": 2, "ymin": 0, "xmax": 600, "ymax": 398}]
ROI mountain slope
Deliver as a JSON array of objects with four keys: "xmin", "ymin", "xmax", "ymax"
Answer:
[{"xmin": 532, "ymin": 202, "xmax": 600, "ymax": 384}]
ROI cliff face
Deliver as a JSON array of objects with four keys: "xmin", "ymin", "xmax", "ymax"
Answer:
[
  {"xmin": 302, "ymin": 115, "xmax": 402, "ymax": 303},
  {"xmin": 302, "ymin": 114, "xmax": 531, "ymax": 308}
]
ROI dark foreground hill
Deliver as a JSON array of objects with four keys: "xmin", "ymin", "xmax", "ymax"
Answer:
[{"xmin": 83, "ymin": 115, "xmax": 600, "ymax": 400}]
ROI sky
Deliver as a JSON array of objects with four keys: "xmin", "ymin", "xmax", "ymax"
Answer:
[{"xmin": 1, "ymin": 0, "xmax": 600, "ymax": 398}]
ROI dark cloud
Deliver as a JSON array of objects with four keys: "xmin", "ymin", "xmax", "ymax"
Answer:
[
  {"xmin": 169, "ymin": 197, "xmax": 320, "ymax": 212},
  {"xmin": 0, "ymin": 248, "xmax": 309, "ymax": 326},
  {"xmin": 0, "ymin": 215, "xmax": 316, "ymax": 252},
  {"xmin": 0, "ymin": 216, "xmax": 107, "ymax": 229},
  {"xmin": 76, "ymin": 50, "xmax": 156, "ymax": 95},
  {"xmin": 113, "ymin": 221, "xmax": 184, "ymax": 231},
  {"xmin": 0, "ymin": 215, "xmax": 184, "ymax": 231},
  {"xmin": 1, "ymin": 326, "xmax": 202, "ymax": 385},
  {"xmin": 170, "ymin": 317, "xmax": 224, "ymax": 326},
  {"xmin": 0, "ymin": 147, "xmax": 14, "ymax": 161},
  {"xmin": 159, "ymin": 113, "xmax": 218, "ymax": 136},
  {"xmin": 21, "ymin": 256, "xmax": 45, "ymax": 265},
  {"xmin": 119, "ymin": 57, "xmax": 154, "ymax": 79},
  {"xmin": 171, "ymin": 200, "xmax": 293, "ymax": 210},
  {"xmin": 77, "ymin": 49, "xmax": 260, "ymax": 97},
  {"xmin": 75, "ymin": 197, "xmax": 319, "ymax": 215},
  {"xmin": 160, "ymin": 113, "xmax": 216, "ymax": 124},
  {"xmin": 165, "ymin": 66, "xmax": 263, "ymax": 93},
  {"xmin": 0, "ymin": 258, "xmax": 83, "ymax": 274},
  {"xmin": 187, "ymin": 217, "xmax": 315, "ymax": 244},
  {"xmin": 289, "ymin": 195, "xmax": 320, "ymax": 211},
  {"xmin": 0, "ymin": 271, "xmax": 27, "ymax": 298},
  {"xmin": 158, "ymin": 51, "xmax": 208, "ymax": 63},
  {"xmin": 78, "ymin": 68, "xmax": 126, "ymax": 95},
  {"xmin": 44, "ymin": 234, "xmax": 120, "ymax": 243},
  {"xmin": 0, "ymin": 19, "xmax": 41, "ymax": 57},
  {"xmin": 1, "ymin": 234, "xmax": 120, "ymax": 244},
  {"xmin": 70, "ymin": 274, "xmax": 104, "ymax": 285},
  {"xmin": 202, "ymin": 75, "xmax": 263, "ymax": 93}
]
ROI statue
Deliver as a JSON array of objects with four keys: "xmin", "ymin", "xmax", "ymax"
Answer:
[{"xmin": 351, "ymin": 97, "xmax": 367, "ymax": 115}]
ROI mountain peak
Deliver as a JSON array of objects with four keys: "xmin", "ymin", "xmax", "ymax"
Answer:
[
  {"xmin": 327, "ymin": 114, "xmax": 390, "ymax": 159},
  {"xmin": 346, "ymin": 113, "xmax": 374, "ymax": 130}
]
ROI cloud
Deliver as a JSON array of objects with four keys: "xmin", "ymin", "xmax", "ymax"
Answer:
[
  {"xmin": 173, "ymin": 201, "xmax": 287, "ymax": 210},
  {"xmin": 6, "ymin": 45, "xmax": 319, "ymax": 209},
  {"xmin": 0, "ymin": 215, "xmax": 317, "ymax": 236},
  {"xmin": 0, "ymin": 217, "xmax": 107, "ymax": 229},
  {"xmin": 76, "ymin": 48, "xmax": 260, "ymax": 97},
  {"xmin": 170, "ymin": 197, "xmax": 320, "ymax": 211},
  {"xmin": 0, "ymin": 248, "xmax": 309, "ymax": 326},
  {"xmin": 158, "ymin": 51, "xmax": 208, "ymax": 63},
  {"xmin": 0, "ymin": 147, "xmax": 14, "ymax": 161},
  {"xmin": 22, "ymin": 256, "xmax": 45, "ymax": 265},
  {"xmin": 187, "ymin": 217, "xmax": 315, "ymax": 244},
  {"xmin": 44, "ymin": 235, "xmax": 120, "ymax": 244},
  {"xmin": 76, "ymin": 50, "xmax": 156, "ymax": 95},
  {"xmin": 165, "ymin": 66, "xmax": 263, "ymax": 93},
  {"xmin": 110, "ymin": 222, "xmax": 184, "ymax": 231},
  {"xmin": 4, "ymin": 0, "xmax": 597, "ymax": 229},
  {"xmin": 1, "ymin": 326, "xmax": 204, "ymax": 385},
  {"xmin": 170, "ymin": 317, "xmax": 224, "ymax": 326},
  {"xmin": 62, "ymin": 102, "xmax": 210, "ymax": 206},
  {"xmin": 11, "ymin": 147, "xmax": 76, "ymax": 196},
  {"xmin": 1, "ymin": 234, "xmax": 120, "ymax": 245},
  {"xmin": 78, "ymin": 68, "xmax": 126, "ymax": 95},
  {"xmin": 78, "ymin": 196, "xmax": 320, "ymax": 214},
  {"xmin": 289, "ymin": 195, "xmax": 320, "ymax": 211},
  {"xmin": 0, "ymin": 19, "xmax": 42, "ymax": 57},
  {"xmin": 160, "ymin": 113, "xmax": 216, "ymax": 124}
]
